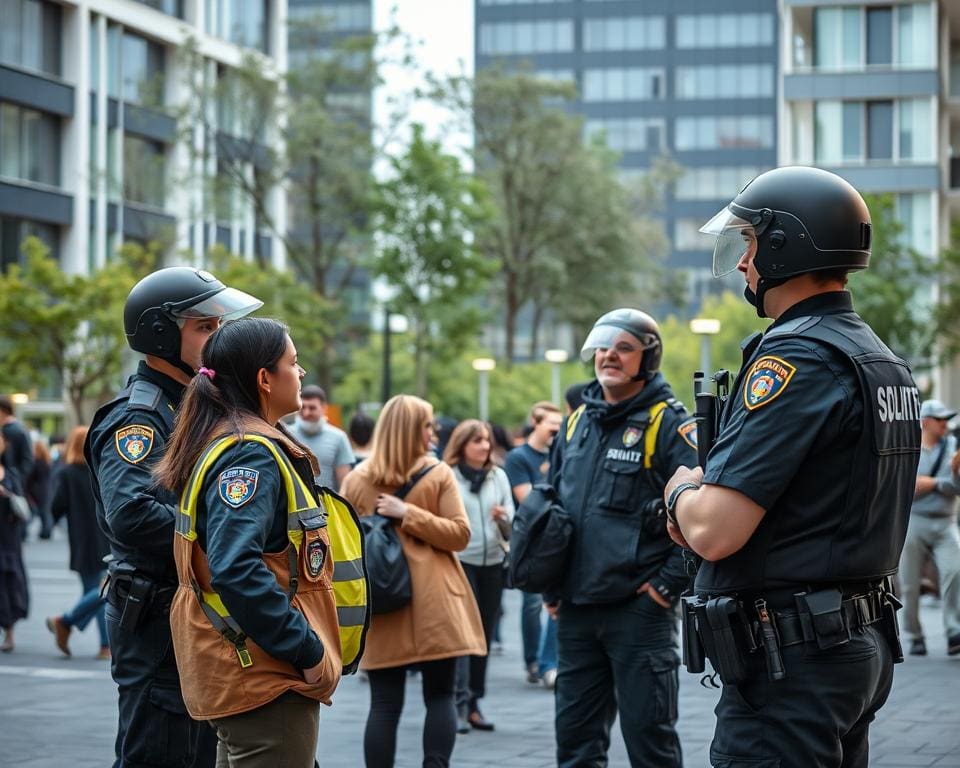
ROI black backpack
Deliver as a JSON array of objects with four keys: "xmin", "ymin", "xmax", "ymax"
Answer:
[
  {"xmin": 508, "ymin": 483, "xmax": 573, "ymax": 594},
  {"xmin": 359, "ymin": 462, "xmax": 439, "ymax": 615}
]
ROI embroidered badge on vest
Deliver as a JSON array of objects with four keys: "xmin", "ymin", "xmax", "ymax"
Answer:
[
  {"xmin": 622, "ymin": 426, "xmax": 642, "ymax": 447},
  {"xmin": 678, "ymin": 418, "xmax": 698, "ymax": 449},
  {"xmin": 218, "ymin": 467, "xmax": 260, "ymax": 508},
  {"xmin": 743, "ymin": 356, "xmax": 797, "ymax": 411},
  {"xmin": 307, "ymin": 538, "xmax": 327, "ymax": 577},
  {"xmin": 115, "ymin": 425, "xmax": 155, "ymax": 464}
]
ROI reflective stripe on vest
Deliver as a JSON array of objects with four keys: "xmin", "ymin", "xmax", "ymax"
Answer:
[
  {"xmin": 175, "ymin": 434, "xmax": 369, "ymax": 673},
  {"xmin": 564, "ymin": 400, "xmax": 670, "ymax": 468}
]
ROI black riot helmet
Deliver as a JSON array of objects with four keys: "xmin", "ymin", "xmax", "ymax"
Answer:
[
  {"xmin": 580, "ymin": 308, "xmax": 662, "ymax": 382},
  {"xmin": 124, "ymin": 267, "xmax": 262, "ymax": 375},
  {"xmin": 700, "ymin": 166, "xmax": 871, "ymax": 317}
]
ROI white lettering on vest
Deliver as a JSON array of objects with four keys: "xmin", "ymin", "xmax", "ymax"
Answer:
[
  {"xmin": 605, "ymin": 448, "xmax": 642, "ymax": 463},
  {"xmin": 876, "ymin": 385, "xmax": 920, "ymax": 423}
]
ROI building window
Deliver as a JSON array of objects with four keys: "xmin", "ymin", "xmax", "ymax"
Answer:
[
  {"xmin": 815, "ymin": 101, "xmax": 863, "ymax": 164},
  {"xmin": 208, "ymin": 0, "xmax": 269, "ymax": 52},
  {"xmin": 674, "ymin": 219, "xmax": 710, "ymax": 250},
  {"xmin": 674, "ymin": 116, "xmax": 774, "ymax": 151},
  {"xmin": 0, "ymin": 102, "xmax": 60, "ymax": 186},
  {"xmin": 815, "ymin": 98, "xmax": 932, "ymax": 164},
  {"xmin": 583, "ymin": 17, "xmax": 665, "ymax": 51},
  {"xmin": 897, "ymin": 3, "xmax": 934, "ymax": 68},
  {"xmin": 0, "ymin": 216, "xmax": 58, "ymax": 270},
  {"xmin": 120, "ymin": 33, "xmax": 165, "ymax": 107},
  {"xmin": 676, "ymin": 65, "xmax": 774, "ymax": 99},
  {"xmin": 583, "ymin": 68, "xmax": 663, "ymax": 102},
  {"xmin": 288, "ymin": 3, "xmax": 371, "ymax": 32},
  {"xmin": 675, "ymin": 166, "xmax": 762, "ymax": 201},
  {"xmin": 897, "ymin": 192, "xmax": 933, "ymax": 256},
  {"xmin": 676, "ymin": 13, "xmax": 774, "ymax": 49},
  {"xmin": 478, "ymin": 20, "xmax": 574, "ymax": 55},
  {"xmin": 814, "ymin": 7, "xmax": 861, "ymax": 70},
  {"xmin": 134, "ymin": 0, "xmax": 183, "ymax": 17},
  {"xmin": 585, "ymin": 118, "xmax": 664, "ymax": 153},
  {"xmin": 866, "ymin": 7, "xmax": 893, "ymax": 66},
  {"xmin": 0, "ymin": 0, "xmax": 62, "ymax": 76},
  {"xmin": 123, "ymin": 135, "xmax": 165, "ymax": 208},
  {"xmin": 867, "ymin": 101, "xmax": 894, "ymax": 160}
]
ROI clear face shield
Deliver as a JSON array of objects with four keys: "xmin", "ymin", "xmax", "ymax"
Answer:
[
  {"xmin": 579, "ymin": 324, "xmax": 655, "ymax": 363},
  {"xmin": 700, "ymin": 206, "xmax": 773, "ymax": 278},
  {"xmin": 170, "ymin": 287, "xmax": 264, "ymax": 322}
]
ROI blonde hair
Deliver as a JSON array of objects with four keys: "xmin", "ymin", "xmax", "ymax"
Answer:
[
  {"xmin": 443, "ymin": 419, "xmax": 493, "ymax": 469},
  {"xmin": 64, "ymin": 426, "xmax": 89, "ymax": 466},
  {"xmin": 367, "ymin": 395, "xmax": 433, "ymax": 487}
]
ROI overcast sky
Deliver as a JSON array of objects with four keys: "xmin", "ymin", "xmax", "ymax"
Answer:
[{"xmin": 372, "ymin": 0, "xmax": 474, "ymax": 171}]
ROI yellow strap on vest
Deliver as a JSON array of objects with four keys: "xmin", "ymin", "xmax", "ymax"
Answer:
[
  {"xmin": 177, "ymin": 434, "xmax": 369, "ymax": 673},
  {"xmin": 564, "ymin": 401, "xmax": 669, "ymax": 469},
  {"xmin": 643, "ymin": 401, "xmax": 669, "ymax": 470}
]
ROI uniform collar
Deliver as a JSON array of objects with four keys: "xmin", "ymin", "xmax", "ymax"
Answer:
[
  {"xmin": 771, "ymin": 291, "xmax": 853, "ymax": 329},
  {"xmin": 136, "ymin": 361, "xmax": 186, "ymax": 406}
]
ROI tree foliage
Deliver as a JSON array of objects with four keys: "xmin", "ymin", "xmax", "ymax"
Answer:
[
  {"xmin": 931, "ymin": 218, "xmax": 960, "ymax": 365},
  {"xmin": 0, "ymin": 238, "xmax": 155, "ymax": 423},
  {"xmin": 431, "ymin": 67, "xmax": 672, "ymax": 364},
  {"xmin": 374, "ymin": 124, "xmax": 497, "ymax": 396}
]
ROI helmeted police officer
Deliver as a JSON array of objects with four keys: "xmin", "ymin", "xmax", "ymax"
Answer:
[
  {"xmin": 548, "ymin": 308, "xmax": 696, "ymax": 768},
  {"xmin": 85, "ymin": 267, "xmax": 261, "ymax": 768},
  {"xmin": 664, "ymin": 167, "xmax": 921, "ymax": 768}
]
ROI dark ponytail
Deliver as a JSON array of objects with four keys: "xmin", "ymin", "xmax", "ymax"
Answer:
[{"xmin": 154, "ymin": 317, "xmax": 289, "ymax": 492}]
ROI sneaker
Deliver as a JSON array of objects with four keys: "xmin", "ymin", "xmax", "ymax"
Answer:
[
  {"xmin": 909, "ymin": 638, "xmax": 927, "ymax": 656},
  {"xmin": 45, "ymin": 616, "xmax": 72, "ymax": 657},
  {"xmin": 948, "ymin": 635, "xmax": 960, "ymax": 656},
  {"xmin": 541, "ymin": 668, "xmax": 557, "ymax": 690}
]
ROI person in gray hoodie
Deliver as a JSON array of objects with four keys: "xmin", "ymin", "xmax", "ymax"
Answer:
[{"xmin": 444, "ymin": 420, "xmax": 514, "ymax": 733}]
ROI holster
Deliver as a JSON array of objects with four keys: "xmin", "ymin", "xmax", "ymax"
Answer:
[
  {"xmin": 682, "ymin": 595, "xmax": 757, "ymax": 685},
  {"xmin": 680, "ymin": 595, "xmax": 705, "ymax": 673},
  {"xmin": 106, "ymin": 563, "xmax": 157, "ymax": 632}
]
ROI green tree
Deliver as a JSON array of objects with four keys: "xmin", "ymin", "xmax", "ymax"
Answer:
[
  {"xmin": 375, "ymin": 124, "xmax": 497, "ymax": 396},
  {"xmin": 431, "ymin": 68, "xmax": 673, "ymax": 364},
  {"xmin": 931, "ymin": 219, "xmax": 960, "ymax": 365},
  {"xmin": 0, "ymin": 238, "xmax": 154, "ymax": 423},
  {"xmin": 848, "ymin": 194, "xmax": 933, "ymax": 361}
]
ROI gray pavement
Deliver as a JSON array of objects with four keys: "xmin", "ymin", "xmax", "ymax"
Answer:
[{"xmin": 2, "ymin": 532, "xmax": 959, "ymax": 767}]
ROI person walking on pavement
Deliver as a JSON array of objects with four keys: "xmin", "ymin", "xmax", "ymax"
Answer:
[
  {"xmin": 154, "ymin": 317, "xmax": 368, "ymax": 767},
  {"xmin": 548, "ymin": 309, "xmax": 695, "ymax": 768},
  {"xmin": 46, "ymin": 426, "xmax": 111, "ymax": 659},
  {"xmin": 665, "ymin": 166, "xmax": 920, "ymax": 768},
  {"xmin": 340, "ymin": 395, "xmax": 485, "ymax": 768},
  {"xmin": 0, "ymin": 430, "xmax": 29, "ymax": 652},
  {"xmin": 444, "ymin": 419, "xmax": 515, "ymax": 734},
  {"xmin": 289, "ymin": 385, "xmax": 354, "ymax": 492},
  {"xmin": 899, "ymin": 399, "xmax": 960, "ymax": 657},
  {"xmin": 503, "ymin": 401, "xmax": 563, "ymax": 687},
  {"xmin": 85, "ymin": 267, "xmax": 261, "ymax": 768},
  {"xmin": 0, "ymin": 396, "xmax": 33, "ymax": 491}
]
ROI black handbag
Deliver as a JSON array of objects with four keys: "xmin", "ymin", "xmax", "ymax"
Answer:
[
  {"xmin": 508, "ymin": 483, "xmax": 573, "ymax": 594},
  {"xmin": 360, "ymin": 462, "xmax": 440, "ymax": 615}
]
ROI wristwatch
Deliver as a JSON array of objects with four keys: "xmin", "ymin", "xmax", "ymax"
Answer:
[{"xmin": 665, "ymin": 481, "xmax": 700, "ymax": 527}]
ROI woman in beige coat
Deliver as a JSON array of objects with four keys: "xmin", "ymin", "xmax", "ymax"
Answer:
[{"xmin": 340, "ymin": 395, "xmax": 484, "ymax": 768}]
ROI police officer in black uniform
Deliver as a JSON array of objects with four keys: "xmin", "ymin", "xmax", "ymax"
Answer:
[
  {"xmin": 85, "ymin": 267, "xmax": 261, "ymax": 768},
  {"xmin": 548, "ymin": 308, "xmax": 697, "ymax": 768},
  {"xmin": 663, "ymin": 167, "xmax": 920, "ymax": 768}
]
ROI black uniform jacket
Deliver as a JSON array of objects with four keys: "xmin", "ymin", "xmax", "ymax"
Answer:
[
  {"xmin": 85, "ymin": 362, "xmax": 183, "ymax": 584},
  {"xmin": 549, "ymin": 375, "xmax": 697, "ymax": 605}
]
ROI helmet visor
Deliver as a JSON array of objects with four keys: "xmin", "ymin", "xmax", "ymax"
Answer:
[
  {"xmin": 579, "ymin": 324, "xmax": 655, "ymax": 363},
  {"xmin": 172, "ymin": 287, "xmax": 264, "ymax": 321},
  {"xmin": 700, "ymin": 208, "xmax": 757, "ymax": 278}
]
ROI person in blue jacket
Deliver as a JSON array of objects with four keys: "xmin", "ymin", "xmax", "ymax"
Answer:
[{"xmin": 547, "ymin": 308, "xmax": 696, "ymax": 768}]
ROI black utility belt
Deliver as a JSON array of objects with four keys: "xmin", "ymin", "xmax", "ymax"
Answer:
[
  {"xmin": 104, "ymin": 567, "xmax": 176, "ymax": 631},
  {"xmin": 680, "ymin": 586, "xmax": 902, "ymax": 686}
]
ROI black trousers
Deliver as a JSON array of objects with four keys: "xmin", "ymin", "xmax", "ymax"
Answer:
[
  {"xmin": 555, "ymin": 594, "xmax": 682, "ymax": 768},
  {"xmin": 106, "ymin": 604, "xmax": 212, "ymax": 768},
  {"xmin": 365, "ymin": 657, "xmax": 458, "ymax": 768},
  {"xmin": 456, "ymin": 562, "xmax": 504, "ymax": 711},
  {"xmin": 710, "ymin": 624, "xmax": 894, "ymax": 768}
]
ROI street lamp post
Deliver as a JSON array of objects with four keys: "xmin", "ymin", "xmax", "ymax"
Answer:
[
  {"xmin": 544, "ymin": 349, "xmax": 569, "ymax": 406},
  {"xmin": 689, "ymin": 318, "xmax": 722, "ymax": 375},
  {"xmin": 471, "ymin": 358, "xmax": 496, "ymax": 422}
]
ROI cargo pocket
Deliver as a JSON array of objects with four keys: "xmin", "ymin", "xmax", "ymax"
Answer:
[
  {"xmin": 650, "ymin": 651, "xmax": 679, "ymax": 724},
  {"xmin": 601, "ymin": 459, "xmax": 644, "ymax": 512},
  {"xmin": 132, "ymin": 682, "xmax": 194, "ymax": 768}
]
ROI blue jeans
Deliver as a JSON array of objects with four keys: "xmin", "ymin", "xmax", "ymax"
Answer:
[
  {"xmin": 520, "ymin": 591, "xmax": 557, "ymax": 673},
  {"xmin": 63, "ymin": 570, "xmax": 108, "ymax": 648}
]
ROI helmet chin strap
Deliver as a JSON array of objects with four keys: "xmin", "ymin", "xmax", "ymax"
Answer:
[
  {"xmin": 746, "ymin": 276, "xmax": 787, "ymax": 319},
  {"xmin": 167, "ymin": 354, "xmax": 198, "ymax": 380}
]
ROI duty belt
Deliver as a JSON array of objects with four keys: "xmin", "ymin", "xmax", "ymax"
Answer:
[
  {"xmin": 105, "ymin": 566, "xmax": 176, "ymax": 631},
  {"xmin": 773, "ymin": 591, "xmax": 884, "ymax": 649}
]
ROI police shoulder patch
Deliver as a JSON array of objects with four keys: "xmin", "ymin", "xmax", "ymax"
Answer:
[
  {"xmin": 677, "ymin": 418, "xmax": 698, "ymax": 449},
  {"xmin": 115, "ymin": 425, "xmax": 155, "ymax": 464},
  {"xmin": 743, "ymin": 355, "xmax": 797, "ymax": 411},
  {"xmin": 218, "ymin": 467, "xmax": 260, "ymax": 508}
]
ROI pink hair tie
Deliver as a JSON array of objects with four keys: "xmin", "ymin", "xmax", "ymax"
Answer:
[{"xmin": 198, "ymin": 367, "xmax": 216, "ymax": 380}]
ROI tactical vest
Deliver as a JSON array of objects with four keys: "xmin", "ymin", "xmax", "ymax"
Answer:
[
  {"xmin": 171, "ymin": 433, "xmax": 369, "ymax": 720},
  {"xmin": 699, "ymin": 312, "xmax": 920, "ymax": 593}
]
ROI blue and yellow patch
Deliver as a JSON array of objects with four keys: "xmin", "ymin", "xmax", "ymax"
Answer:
[
  {"xmin": 743, "ymin": 355, "xmax": 797, "ymax": 411},
  {"xmin": 218, "ymin": 467, "xmax": 260, "ymax": 508},
  {"xmin": 115, "ymin": 425, "xmax": 155, "ymax": 464},
  {"xmin": 677, "ymin": 418, "xmax": 698, "ymax": 449},
  {"xmin": 622, "ymin": 426, "xmax": 642, "ymax": 448}
]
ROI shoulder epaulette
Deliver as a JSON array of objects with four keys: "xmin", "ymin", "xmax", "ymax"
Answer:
[
  {"xmin": 664, "ymin": 397, "xmax": 687, "ymax": 414},
  {"xmin": 127, "ymin": 380, "xmax": 165, "ymax": 412}
]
